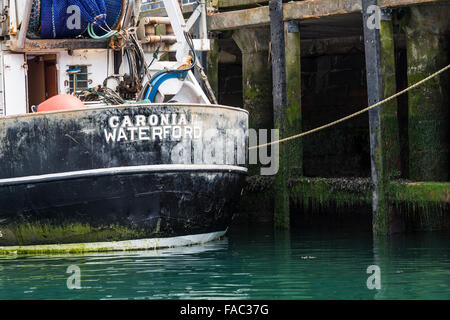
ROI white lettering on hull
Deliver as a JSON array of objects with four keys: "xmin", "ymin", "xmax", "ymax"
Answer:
[
  {"xmin": 102, "ymin": 114, "xmax": 247, "ymax": 167},
  {"xmin": 104, "ymin": 114, "xmax": 202, "ymax": 143}
]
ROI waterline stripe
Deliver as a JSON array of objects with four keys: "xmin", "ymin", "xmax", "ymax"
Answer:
[
  {"xmin": 0, "ymin": 230, "xmax": 228, "ymax": 255},
  {"xmin": 0, "ymin": 164, "xmax": 247, "ymax": 186}
]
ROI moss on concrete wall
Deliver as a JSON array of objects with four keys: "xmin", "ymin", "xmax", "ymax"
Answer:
[
  {"xmin": 380, "ymin": 19, "xmax": 402, "ymax": 181},
  {"xmin": 231, "ymin": 27, "xmax": 276, "ymax": 222},
  {"xmin": 284, "ymin": 23, "xmax": 303, "ymax": 178},
  {"xmin": 289, "ymin": 177, "xmax": 372, "ymax": 210},
  {"xmin": 403, "ymin": 5, "xmax": 450, "ymax": 181},
  {"xmin": 207, "ymin": 38, "xmax": 220, "ymax": 99},
  {"xmin": 239, "ymin": 176, "xmax": 449, "ymax": 231}
]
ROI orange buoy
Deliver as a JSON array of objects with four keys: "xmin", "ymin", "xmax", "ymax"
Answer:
[{"xmin": 37, "ymin": 94, "xmax": 86, "ymax": 113}]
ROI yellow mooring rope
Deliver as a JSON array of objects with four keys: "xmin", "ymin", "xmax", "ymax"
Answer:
[{"xmin": 249, "ymin": 63, "xmax": 450, "ymax": 151}]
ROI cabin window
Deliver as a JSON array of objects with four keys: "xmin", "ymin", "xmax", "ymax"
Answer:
[{"xmin": 68, "ymin": 65, "xmax": 89, "ymax": 94}]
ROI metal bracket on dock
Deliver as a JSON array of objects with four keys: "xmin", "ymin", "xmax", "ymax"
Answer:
[
  {"xmin": 380, "ymin": 8, "xmax": 393, "ymax": 21},
  {"xmin": 286, "ymin": 21, "xmax": 299, "ymax": 33}
]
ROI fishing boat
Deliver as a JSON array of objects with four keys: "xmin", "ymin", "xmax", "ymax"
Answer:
[{"xmin": 0, "ymin": 0, "xmax": 248, "ymax": 253}]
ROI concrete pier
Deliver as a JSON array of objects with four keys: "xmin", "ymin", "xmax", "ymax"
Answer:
[
  {"xmin": 404, "ymin": 5, "xmax": 450, "ymax": 181},
  {"xmin": 206, "ymin": 38, "xmax": 220, "ymax": 98},
  {"xmin": 284, "ymin": 21, "xmax": 303, "ymax": 178},
  {"xmin": 232, "ymin": 27, "xmax": 275, "ymax": 222},
  {"xmin": 232, "ymin": 28, "xmax": 273, "ymax": 138},
  {"xmin": 141, "ymin": 0, "xmax": 450, "ymax": 232}
]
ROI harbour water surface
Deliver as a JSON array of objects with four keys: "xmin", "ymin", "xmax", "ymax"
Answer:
[{"xmin": 0, "ymin": 228, "xmax": 448, "ymax": 300}]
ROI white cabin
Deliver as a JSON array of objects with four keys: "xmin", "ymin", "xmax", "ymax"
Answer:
[{"xmin": 0, "ymin": 0, "xmax": 211, "ymax": 116}]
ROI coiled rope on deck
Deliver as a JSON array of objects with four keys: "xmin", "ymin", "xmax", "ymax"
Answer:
[{"xmin": 249, "ymin": 63, "xmax": 450, "ymax": 151}]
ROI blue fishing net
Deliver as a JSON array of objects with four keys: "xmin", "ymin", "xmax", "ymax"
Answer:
[
  {"xmin": 40, "ymin": 0, "xmax": 123, "ymax": 39},
  {"xmin": 91, "ymin": 0, "xmax": 124, "ymax": 37},
  {"xmin": 72, "ymin": 0, "xmax": 107, "ymax": 26}
]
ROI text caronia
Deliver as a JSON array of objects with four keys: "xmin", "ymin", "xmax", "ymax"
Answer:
[{"xmin": 104, "ymin": 114, "xmax": 202, "ymax": 142}]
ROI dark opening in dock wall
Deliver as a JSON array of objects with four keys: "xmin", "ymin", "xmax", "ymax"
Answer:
[
  {"xmin": 301, "ymin": 51, "xmax": 370, "ymax": 178},
  {"xmin": 296, "ymin": 13, "xmax": 372, "ymax": 179},
  {"xmin": 217, "ymin": 38, "xmax": 243, "ymax": 108}
]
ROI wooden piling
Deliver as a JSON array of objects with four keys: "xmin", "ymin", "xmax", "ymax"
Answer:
[
  {"xmin": 362, "ymin": 0, "xmax": 403, "ymax": 235},
  {"xmin": 270, "ymin": 0, "xmax": 290, "ymax": 229}
]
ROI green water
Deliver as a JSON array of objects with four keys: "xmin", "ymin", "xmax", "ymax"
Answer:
[{"xmin": 0, "ymin": 228, "xmax": 448, "ymax": 300}]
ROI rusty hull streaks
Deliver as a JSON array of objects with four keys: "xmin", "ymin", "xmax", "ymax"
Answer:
[{"xmin": 9, "ymin": 39, "xmax": 110, "ymax": 52}]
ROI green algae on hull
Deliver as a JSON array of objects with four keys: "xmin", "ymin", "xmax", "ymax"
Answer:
[
  {"xmin": 0, "ymin": 222, "xmax": 152, "ymax": 248},
  {"xmin": 0, "ymin": 230, "xmax": 227, "ymax": 255}
]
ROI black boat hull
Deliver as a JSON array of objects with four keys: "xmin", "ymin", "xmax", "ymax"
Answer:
[
  {"xmin": 0, "ymin": 168, "xmax": 244, "ymax": 249},
  {"xmin": 0, "ymin": 104, "xmax": 248, "ymax": 252}
]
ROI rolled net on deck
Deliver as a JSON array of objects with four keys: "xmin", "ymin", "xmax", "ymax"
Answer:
[{"xmin": 37, "ymin": 0, "xmax": 124, "ymax": 39}]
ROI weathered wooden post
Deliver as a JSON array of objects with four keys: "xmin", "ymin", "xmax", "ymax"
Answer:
[
  {"xmin": 269, "ymin": 0, "xmax": 290, "ymax": 229},
  {"xmin": 362, "ymin": 0, "xmax": 402, "ymax": 235}
]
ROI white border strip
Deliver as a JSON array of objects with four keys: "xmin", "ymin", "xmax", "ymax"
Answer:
[
  {"xmin": 0, "ymin": 164, "xmax": 248, "ymax": 186},
  {"xmin": 0, "ymin": 230, "xmax": 228, "ymax": 254},
  {"xmin": 1, "ymin": 102, "xmax": 249, "ymax": 120}
]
